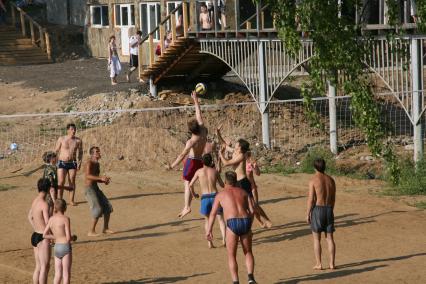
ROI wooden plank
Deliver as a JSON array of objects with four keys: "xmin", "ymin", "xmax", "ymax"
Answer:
[
  {"xmin": 149, "ymin": 34, "xmax": 154, "ymax": 66},
  {"xmin": 20, "ymin": 10, "xmax": 26, "ymax": 37},
  {"xmin": 183, "ymin": 1, "xmax": 188, "ymax": 38}
]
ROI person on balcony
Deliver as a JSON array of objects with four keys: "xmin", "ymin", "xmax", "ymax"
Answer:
[{"xmin": 199, "ymin": 3, "xmax": 212, "ymax": 31}]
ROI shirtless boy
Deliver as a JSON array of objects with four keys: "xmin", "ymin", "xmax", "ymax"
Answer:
[
  {"xmin": 217, "ymin": 130, "xmax": 271, "ymax": 228},
  {"xmin": 206, "ymin": 171, "xmax": 257, "ymax": 284},
  {"xmin": 189, "ymin": 153, "xmax": 226, "ymax": 248},
  {"xmin": 55, "ymin": 123, "xmax": 83, "ymax": 206},
  {"xmin": 43, "ymin": 199, "xmax": 74, "ymax": 284},
  {"xmin": 199, "ymin": 3, "xmax": 212, "ymax": 31},
  {"xmin": 167, "ymin": 91, "xmax": 207, "ymax": 218},
  {"xmin": 28, "ymin": 178, "xmax": 51, "ymax": 284},
  {"xmin": 85, "ymin": 146, "xmax": 113, "ymax": 237},
  {"xmin": 306, "ymin": 158, "xmax": 336, "ymax": 270}
]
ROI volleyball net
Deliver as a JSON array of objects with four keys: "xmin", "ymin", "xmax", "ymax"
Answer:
[{"xmin": 0, "ymin": 95, "xmax": 415, "ymax": 171}]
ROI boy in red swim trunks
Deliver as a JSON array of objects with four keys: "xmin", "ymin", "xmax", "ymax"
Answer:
[{"xmin": 167, "ymin": 91, "xmax": 207, "ymax": 218}]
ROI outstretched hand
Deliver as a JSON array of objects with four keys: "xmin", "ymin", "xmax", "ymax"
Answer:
[{"xmin": 165, "ymin": 162, "xmax": 172, "ymax": 170}]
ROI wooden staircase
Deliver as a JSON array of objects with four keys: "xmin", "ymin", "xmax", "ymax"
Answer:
[
  {"xmin": 0, "ymin": 25, "xmax": 51, "ymax": 66},
  {"xmin": 140, "ymin": 38, "xmax": 229, "ymax": 84}
]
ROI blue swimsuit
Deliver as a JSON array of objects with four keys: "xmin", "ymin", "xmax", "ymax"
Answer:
[{"xmin": 227, "ymin": 217, "xmax": 252, "ymax": 236}]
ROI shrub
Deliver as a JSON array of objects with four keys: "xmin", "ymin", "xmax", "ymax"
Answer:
[
  {"xmin": 300, "ymin": 147, "xmax": 336, "ymax": 174},
  {"xmin": 392, "ymin": 158, "xmax": 426, "ymax": 195}
]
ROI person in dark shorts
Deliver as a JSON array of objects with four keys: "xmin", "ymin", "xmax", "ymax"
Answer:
[
  {"xmin": 126, "ymin": 30, "xmax": 142, "ymax": 83},
  {"xmin": 306, "ymin": 158, "xmax": 336, "ymax": 270},
  {"xmin": 84, "ymin": 146, "xmax": 113, "ymax": 237},
  {"xmin": 207, "ymin": 171, "xmax": 257, "ymax": 284}
]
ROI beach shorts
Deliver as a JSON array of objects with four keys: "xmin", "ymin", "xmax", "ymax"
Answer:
[
  {"xmin": 200, "ymin": 193, "xmax": 223, "ymax": 216},
  {"xmin": 227, "ymin": 217, "xmax": 252, "ymax": 236},
  {"xmin": 182, "ymin": 157, "xmax": 203, "ymax": 181},
  {"xmin": 85, "ymin": 184, "xmax": 113, "ymax": 219},
  {"xmin": 58, "ymin": 160, "xmax": 77, "ymax": 170},
  {"xmin": 310, "ymin": 206, "xmax": 335, "ymax": 233},
  {"xmin": 237, "ymin": 177, "xmax": 253, "ymax": 197},
  {"xmin": 31, "ymin": 232, "xmax": 44, "ymax": 247}
]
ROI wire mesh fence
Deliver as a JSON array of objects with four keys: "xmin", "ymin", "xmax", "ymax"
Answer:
[{"xmin": 0, "ymin": 94, "xmax": 418, "ymax": 171}]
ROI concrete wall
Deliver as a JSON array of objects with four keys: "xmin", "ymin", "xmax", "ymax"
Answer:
[{"xmin": 46, "ymin": 0, "xmax": 68, "ymax": 25}]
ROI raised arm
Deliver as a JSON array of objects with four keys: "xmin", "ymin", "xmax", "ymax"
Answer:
[
  {"xmin": 220, "ymin": 151, "xmax": 244, "ymax": 167},
  {"xmin": 306, "ymin": 181, "xmax": 315, "ymax": 224},
  {"xmin": 168, "ymin": 140, "xmax": 193, "ymax": 169},
  {"xmin": 191, "ymin": 91, "xmax": 203, "ymax": 126}
]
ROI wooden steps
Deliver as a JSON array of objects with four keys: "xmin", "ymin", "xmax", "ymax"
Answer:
[{"xmin": 0, "ymin": 25, "xmax": 50, "ymax": 66}]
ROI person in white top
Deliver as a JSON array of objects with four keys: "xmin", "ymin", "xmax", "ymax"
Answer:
[{"xmin": 126, "ymin": 30, "xmax": 142, "ymax": 83}]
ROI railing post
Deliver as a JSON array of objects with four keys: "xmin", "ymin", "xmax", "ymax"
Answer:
[
  {"xmin": 235, "ymin": 0, "xmax": 240, "ymax": 36},
  {"xmin": 159, "ymin": 25, "xmax": 165, "ymax": 54},
  {"xmin": 29, "ymin": 20, "xmax": 35, "ymax": 45},
  {"xmin": 182, "ymin": 1, "xmax": 188, "ymax": 38},
  {"xmin": 149, "ymin": 34, "xmax": 154, "ymax": 66},
  {"xmin": 39, "ymin": 26, "xmax": 45, "ymax": 50},
  {"xmin": 45, "ymin": 31, "xmax": 52, "ymax": 60},
  {"xmin": 20, "ymin": 10, "xmax": 26, "ymax": 37},
  {"xmin": 171, "ymin": 13, "xmax": 177, "ymax": 42},
  {"xmin": 328, "ymin": 80, "xmax": 338, "ymax": 155},
  {"xmin": 411, "ymin": 37, "xmax": 423, "ymax": 163},
  {"xmin": 256, "ymin": 0, "xmax": 261, "ymax": 36},
  {"xmin": 258, "ymin": 41, "xmax": 270, "ymax": 148},
  {"xmin": 11, "ymin": 4, "xmax": 16, "ymax": 28}
]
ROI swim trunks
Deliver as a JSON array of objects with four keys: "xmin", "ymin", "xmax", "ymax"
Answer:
[
  {"xmin": 200, "ymin": 193, "xmax": 223, "ymax": 216},
  {"xmin": 310, "ymin": 205, "xmax": 335, "ymax": 233},
  {"xmin": 237, "ymin": 177, "xmax": 252, "ymax": 197},
  {"xmin": 182, "ymin": 157, "xmax": 203, "ymax": 181},
  {"xmin": 54, "ymin": 243, "xmax": 72, "ymax": 259},
  {"xmin": 58, "ymin": 160, "xmax": 77, "ymax": 171},
  {"xmin": 227, "ymin": 217, "xmax": 252, "ymax": 236},
  {"xmin": 31, "ymin": 232, "xmax": 44, "ymax": 247},
  {"xmin": 85, "ymin": 184, "xmax": 113, "ymax": 219}
]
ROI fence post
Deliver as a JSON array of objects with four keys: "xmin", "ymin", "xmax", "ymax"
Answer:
[
  {"xmin": 258, "ymin": 41, "xmax": 270, "ymax": 148},
  {"xmin": 29, "ymin": 20, "xmax": 35, "ymax": 45},
  {"xmin": 45, "ymin": 31, "xmax": 52, "ymax": 60},
  {"xmin": 411, "ymin": 37, "xmax": 423, "ymax": 163},
  {"xmin": 11, "ymin": 4, "xmax": 16, "ymax": 28},
  {"xmin": 149, "ymin": 34, "xmax": 154, "ymax": 66},
  {"xmin": 328, "ymin": 80, "xmax": 338, "ymax": 154},
  {"xmin": 182, "ymin": 1, "xmax": 188, "ymax": 38}
]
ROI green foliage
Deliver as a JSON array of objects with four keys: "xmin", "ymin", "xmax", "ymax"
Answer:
[
  {"xmin": 0, "ymin": 184, "xmax": 17, "ymax": 192},
  {"xmin": 262, "ymin": 163, "xmax": 297, "ymax": 175},
  {"xmin": 262, "ymin": 0, "xmax": 403, "ymax": 183},
  {"xmin": 389, "ymin": 159, "xmax": 426, "ymax": 195},
  {"xmin": 300, "ymin": 147, "xmax": 336, "ymax": 174},
  {"xmin": 414, "ymin": 201, "xmax": 426, "ymax": 209}
]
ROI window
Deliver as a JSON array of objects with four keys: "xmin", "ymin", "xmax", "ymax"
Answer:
[
  {"xmin": 140, "ymin": 2, "xmax": 161, "ymax": 40},
  {"xmin": 90, "ymin": 5, "xmax": 109, "ymax": 27},
  {"xmin": 115, "ymin": 4, "xmax": 135, "ymax": 27},
  {"xmin": 167, "ymin": 1, "xmax": 182, "ymax": 22}
]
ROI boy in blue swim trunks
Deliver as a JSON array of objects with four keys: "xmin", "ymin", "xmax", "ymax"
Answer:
[
  {"xmin": 206, "ymin": 171, "xmax": 257, "ymax": 284},
  {"xmin": 167, "ymin": 91, "xmax": 207, "ymax": 218},
  {"xmin": 189, "ymin": 153, "xmax": 226, "ymax": 248}
]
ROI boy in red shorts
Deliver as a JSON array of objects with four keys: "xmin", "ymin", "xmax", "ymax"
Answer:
[{"xmin": 167, "ymin": 91, "xmax": 207, "ymax": 218}]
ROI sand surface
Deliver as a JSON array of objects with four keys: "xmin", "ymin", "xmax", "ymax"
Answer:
[{"xmin": 0, "ymin": 169, "xmax": 425, "ymax": 283}]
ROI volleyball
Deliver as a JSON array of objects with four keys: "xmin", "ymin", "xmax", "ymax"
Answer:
[{"xmin": 195, "ymin": 83, "xmax": 207, "ymax": 95}]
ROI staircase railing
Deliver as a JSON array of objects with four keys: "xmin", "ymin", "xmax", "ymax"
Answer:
[
  {"xmin": 9, "ymin": 2, "xmax": 52, "ymax": 60},
  {"xmin": 139, "ymin": 1, "xmax": 189, "ymax": 71}
]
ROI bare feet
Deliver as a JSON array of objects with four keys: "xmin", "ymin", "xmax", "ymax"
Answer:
[
  {"xmin": 208, "ymin": 241, "xmax": 215, "ymax": 249},
  {"xmin": 87, "ymin": 231, "xmax": 100, "ymax": 237},
  {"xmin": 329, "ymin": 265, "xmax": 336, "ymax": 270},
  {"xmin": 178, "ymin": 207, "xmax": 191, "ymax": 218},
  {"xmin": 222, "ymin": 239, "xmax": 226, "ymax": 247},
  {"xmin": 264, "ymin": 220, "xmax": 272, "ymax": 228},
  {"xmin": 103, "ymin": 229, "xmax": 115, "ymax": 234},
  {"xmin": 69, "ymin": 201, "xmax": 77, "ymax": 206},
  {"xmin": 313, "ymin": 264, "xmax": 323, "ymax": 270}
]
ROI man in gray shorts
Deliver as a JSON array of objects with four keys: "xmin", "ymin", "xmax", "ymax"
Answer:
[
  {"xmin": 84, "ymin": 146, "xmax": 113, "ymax": 237},
  {"xmin": 306, "ymin": 158, "xmax": 336, "ymax": 270}
]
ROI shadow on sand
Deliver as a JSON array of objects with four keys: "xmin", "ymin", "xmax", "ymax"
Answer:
[
  {"xmin": 276, "ymin": 252, "xmax": 426, "ymax": 283},
  {"xmin": 103, "ymin": 272, "xmax": 212, "ymax": 283},
  {"xmin": 75, "ymin": 191, "xmax": 181, "ymax": 205}
]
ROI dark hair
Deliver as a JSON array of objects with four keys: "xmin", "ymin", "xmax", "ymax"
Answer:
[
  {"xmin": 188, "ymin": 119, "xmax": 201, "ymax": 135},
  {"xmin": 37, "ymin": 178, "xmax": 51, "ymax": 193},
  {"xmin": 55, "ymin": 198, "xmax": 67, "ymax": 213},
  {"xmin": 42, "ymin": 151, "xmax": 57, "ymax": 163},
  {"xmin": 109, "ymin": 35, "xmax": 116, "ymax": 41},
  {"xmin": 202, "ymin": 153, "xmax": 214, "ymax": 167},
  {"xmin": 136, "ymin": 30, "xmax": 142, "ymax": 36},
  {"xmin": 66, "ymin": 123, "xmax": 76, "ymax": 130},
  {"xmin": 89, "ymin": 146, "xmax": 100, "ymax": 155},
  {"xmin": 225, "ymin": 171, "xmax": 237, "ymax": 186},
  {"xmin": 200, "ymin": 3, "xmax": 207, "ymax": 8},
  {"xmin": 237, "ymin": 139, "xmax": 250, "ymax": 154},
  {"xmin": 314, "ymin": 158, "xmax": 326, "ymax": 173}
]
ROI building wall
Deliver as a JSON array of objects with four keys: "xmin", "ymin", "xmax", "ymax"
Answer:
[
  {"xmin": 46, "ymin": 0, "xmax": 68, "ymax": 25},
  {"xmin": 70, "ymin": 0, "xmax": 87, "ymax": 26}
]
